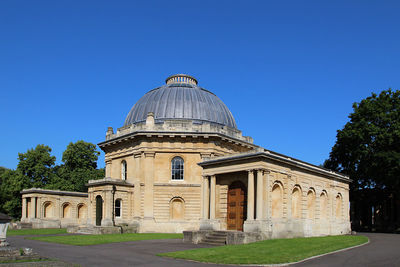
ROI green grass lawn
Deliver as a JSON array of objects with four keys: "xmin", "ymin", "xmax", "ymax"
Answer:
[
  {"xmin": 160, "ymin": 235, "xmax": 368, "ymax": 265},
  {"xmin": 27, "ymin": 233, "xmax": 183, "ymax": 246},
  {"xmin": 7, "ymin": 228, "xmax": 67, "ymax": 236}
]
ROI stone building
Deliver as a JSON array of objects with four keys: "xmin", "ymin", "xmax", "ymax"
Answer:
[{"xmin": 21, "ymin": 74, "xmax": 351, "ymax": 242}]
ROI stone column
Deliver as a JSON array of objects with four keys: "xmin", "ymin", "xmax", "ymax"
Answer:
[
  {"xmin": 210, "ymin": 175, "xmax": 216, "ymax": 219},
  {"xmin": 202, "ymin": 176, "xmax": 210, "ymax": 219},
  {"xmin": 87, "ymin": 192, "xmax": 92, "ymax": 225},
  {"xmin": 264, "ymin": 171, "xmax": 270, "ymax": 219},
  {"xmin": 256, "ymin": 170, "xmax": 264, "ymax": 220},
  {"xmin": 133, "ymin": 153, "xmax": 142, "ymax": 219},
  {"xmin": 102, "ymin": 190, "xmax": 113, "ymax": 226},
  {"xmin": 247, "ymin": 170, "xmax": 255, "ymax": 221},
  {"xmin": 144, "ymin": 152, "xmax": 155, "ymax": 219},
  {"xmin": 30, "ymin": 197, "xmax": 36, "ymax": 219},
  {"xmin": 21, "ymin": 197, "xmax": 27, "ymax": 220}
]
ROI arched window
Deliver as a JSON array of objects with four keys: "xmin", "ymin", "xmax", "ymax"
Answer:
[
  {"xmin": 291, "ymin": 186, "xmax": 302, "ymax": 218},
  {"xmin": 115, "ymin": 199, "xmax": 121, "ymax": 218},
  {"xmin": 271, "ymin": 183, "xmax": 283, "ymax": 218},
  {"xmin": 171, "ymin": 157, "xmax": 184, "ymax": 180},
  {"xmin": 43, "ymin": 202, "xmax": 53, "ymax": 218},
  {"xmin": 77, "ymin": 204, "xmax": 87, "ymax": 219},
  {"xmin": 170, "ymin": 198, "xmax": 184, "ymax": 220},
  {"xmin": 62, "ymin": 203, "xmax": 71, "ymax": 218},
  {"xmin": 336, "ymin": 194, "xmax": 342, "ymax": 219},
  {"xmin": 121, "ymin": 160, "xmax": 127, "ymax": 180},
  {"xmin": 320, "ymin": 191, "xmax": 328, "ymax": 219},
  {"xmin": 307, "ymin": 189, "xmax": 315, "ymax": 219}
]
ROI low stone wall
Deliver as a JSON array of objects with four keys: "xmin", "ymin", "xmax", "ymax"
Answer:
[{"xmin": 67, "ymin": 225, "xmax": 138, "ymax": 235}]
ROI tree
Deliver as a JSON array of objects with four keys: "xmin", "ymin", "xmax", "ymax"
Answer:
[
  {"xmin": 62, "ymin": 140, "xmax": 99, "ymax": 171},
  {"xmin": 50, "ymin": 140, "xmax": 103, "ymax": 192},
  {"xmin": 0, "ymin": 170, "xmax": 27, "ymax": 218},
  {"xmin": 324, "ymin": 89, "xmax": 400, "ymax": 191},
  {"xmin": 17, "ymin": 144, "xmax": 56, "ymax": 188}
]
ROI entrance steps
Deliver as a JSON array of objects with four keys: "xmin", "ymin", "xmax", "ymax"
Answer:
[{"xmin": 199, "ymin": 231, "xmax": 228, "ymax": 246}]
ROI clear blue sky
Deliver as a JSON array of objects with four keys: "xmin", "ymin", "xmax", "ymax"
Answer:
[{"xmin": 1, "ymin": 1, "xmax": 399, "ymax": 170}]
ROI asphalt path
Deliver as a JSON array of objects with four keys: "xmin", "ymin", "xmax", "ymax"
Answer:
[
  {"xmin": 294, "ymin": 233, "xmax": 400, "ymax": 267},
  {"xmin": 7, "ymin": 233, "xmax": 400, "ymax": 267}
]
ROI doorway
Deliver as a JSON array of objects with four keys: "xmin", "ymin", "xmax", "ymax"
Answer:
[
  {"xmin": 96, "ymin": 195, "xmax": 103, "ymax": 226},
  {"xmin": 227, "ymin": 181, "xmax": 247, "ymax": 231}
]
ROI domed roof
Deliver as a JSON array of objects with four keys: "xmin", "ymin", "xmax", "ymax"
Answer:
[{"xmin": 124, "ymin": 74, "xmax": 237, "ymax": 129}]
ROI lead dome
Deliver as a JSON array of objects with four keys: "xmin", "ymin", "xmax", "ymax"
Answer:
[{"xmin": 124, "ymin": 74, "xmax": 237, "ymax": 129}]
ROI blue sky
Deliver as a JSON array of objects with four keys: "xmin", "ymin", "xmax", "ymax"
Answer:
[{"xmin": 1, "ymin": 1, "xmax": 399, "ymax": 170}]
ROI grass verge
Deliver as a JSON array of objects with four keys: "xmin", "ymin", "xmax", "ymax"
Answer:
[
  {"xmin": 0, "ymin": 258, "xmax": 49, "ymax": 264},
  {"xmin": 7, "ymin": 228, "xmax": 67, "ymax": 236},
  {"xmin": 27, "ymin": 233, "xmax": 183, "ymax": 246},
  {"xmin": 159, "ymin": 235, "xmax": 368, "ymax": 265}
]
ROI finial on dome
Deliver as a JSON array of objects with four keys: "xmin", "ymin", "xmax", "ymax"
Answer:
[{"xmin": 166, "ymin": 74, "xmax": 198, "ymax": 85}]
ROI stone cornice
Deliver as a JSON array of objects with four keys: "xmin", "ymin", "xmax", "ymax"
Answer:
[
  {"xmin": 98, "ymin": 130, "xmax": 255, "ymax": 150},
  {"xmin": 86, "ymin": 178, "xmax": 135, "ymax": 187},
  {"xmin": 199, "ymin": 151, "xmax": 351, "ymax": 183},
  {"xmin": 21, "ymin": 188, "xmax": 88, "ymax": 197}
]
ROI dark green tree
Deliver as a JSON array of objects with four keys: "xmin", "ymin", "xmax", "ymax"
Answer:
[
  {"xmin": 324, "ymin": 89, "xmax": 400, "ymax": 191},
  {"xmin": 49, "ymin": 140, "xmax": 104, "ymax": 192},
  {"xmin": 0, "ymin": 169, "xmax": 27, "ymax": 218},
  {"xmin": 17, "ymin": 144, "xmax": 56, "ymax": 188}
]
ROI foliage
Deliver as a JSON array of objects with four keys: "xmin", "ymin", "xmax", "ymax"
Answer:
[
  {"xmin": 28, "ymin": 233, "xmax": 183, "ymax": 246},
  {"xmin": 62, "ymin": 141, "xmax": 100, "ymax": 171},
  {"xmin": 7, "ymin": 228, "xmax": 67, "ymax": 236},
  {"xmin": 160, "ymin": 235, "xmax": 368, "ymax": 264},
  {"xmin": 49, "ymin": 140, "xmax": 103, "ymax": 192},
  {"xmin": 0, "ymin": 140, "xmax": 104, "ymax": 218},
  {"xmin": 17, "ymin": 145, "xmax": 56, "ymax": 188},
  {"xmin": 324, "ymin": 89, "xmax": 400, "ymax": 191},
  {"xmin": 0, "ymin": 169, "xmax": 28, "ymax": 218}
]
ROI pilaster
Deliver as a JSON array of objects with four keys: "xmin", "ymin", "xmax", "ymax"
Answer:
[
  {"xmin": 144, "ymin": 151, "xmax": 155, "ymax": 219},
  {"xmin": 210, "ymin": 175, "xmax": 216, "ymax": 219},
  {"xmin": 247, "ymin": 170, "xmax": 255, "ymax": 221}
]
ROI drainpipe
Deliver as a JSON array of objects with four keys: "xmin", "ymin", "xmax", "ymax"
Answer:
[{"xmin": 112, "ymin": 185, "xmax": 116, "ymax": 227}]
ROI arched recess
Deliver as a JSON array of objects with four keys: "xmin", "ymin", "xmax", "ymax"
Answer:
[
  {"xmin": 320, "ymin": 191, "xmax": 328, "ymax": 219},
  {"xmin": 62, "ymin": 203, "xmax": 71, "ymax": 218},
  {"xmin": 43, "ymin": 201, "xmax": 54, "ymax": 218},
  {"xmin": 336, "ymin": 193, "xmax": 343, "ymax": 219},
  {"xmin": 77, "ymin": 204, "xmax": 87, "ymax": 219},
  {"xmin": 121, "ymin": 160, "xmax": 127, "ymax": 180},
  {"xmin": 271, "ymin": 182, "xmax": 283, "ymax": 218},
  {"xmin": 307, "ymin": 189, "xmax": 316, "ymax": 219},
  {"xmin": 291, "ymin": 186, "xmax": 302, "ymax": 218},
  {"xmin": 170, "ymin": 197, "xmax": 184, "ymax": 220}
]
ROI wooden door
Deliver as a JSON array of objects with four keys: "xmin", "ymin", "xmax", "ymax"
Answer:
[
  {"xmin": 227, "ymin": 181, "xmax": 247, "ymax": 231},
  {"xmin": 96, "ymin": 195, "xmax": 103, "ymax": 226}
]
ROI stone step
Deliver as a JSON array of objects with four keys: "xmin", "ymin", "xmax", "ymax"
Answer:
[
  {"xmin": 199, "ymin": 240, "xmax": 226, "ymax": 246},
  {"xmin": 19, "ymin": 223, "xmax": 32, "ymax": 229},
  {"xmin": 200, "ymin": 231, "xmax": 228, "ymax": 246},
  {"xmin": 204, "ymin": 236, "xmax": 226, "ymax": 240},
  {"xmin": 207, "ymin": 233, "xmax": 227, "ymax": 238}
]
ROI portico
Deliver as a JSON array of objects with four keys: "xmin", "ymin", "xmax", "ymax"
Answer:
[
  {"xmin": 186, "ymin": 149, "xmax": 351, "ymax": 244},
  {"xmin": 200, "ymin": 168, "xmax": 270, "ymax": 233}
]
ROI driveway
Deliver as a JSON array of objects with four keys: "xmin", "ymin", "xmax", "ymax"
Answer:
[
  {"xmin": 7, "ymin": 233, "xmax": 400, "ymax": 267},
  {"xmin": 294, "ymin": 233, "xmax": 400, "ymax": 267}
]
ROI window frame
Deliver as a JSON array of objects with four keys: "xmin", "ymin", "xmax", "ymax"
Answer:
[
  {"xmin": 171, "ymin": 156, "xmax": 184, "ymax": 181},
  {"xmin": 115, "ymin": 199, "xmax": 122, "ymax": 218},
  {"xmin": 121, "ymin": 160, "xmax": 127, "ymax": 180}
]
